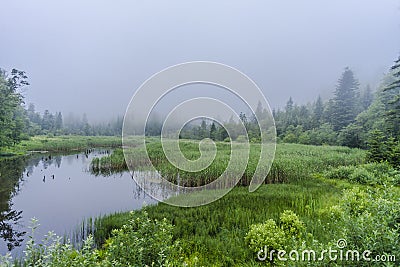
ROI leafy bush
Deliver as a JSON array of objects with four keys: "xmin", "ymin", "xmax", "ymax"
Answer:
[
  {"xmin": 1, "ymin": 212, "xmax": 178, "ymax": 267},
  {"xmin": 245, "ymin": 210, "xmax": 309, "ymax": 265},
  {"xmin": 103, "ymin": 211, "xmax": 175, "ymax": 267},
  {"xmin": 348, "ymin": 168, "xmax": 375, "ymax": 184},
  {"xmin": 324, "ymin": 165, "xmax": 355, "ymax": 180},
  {"xmin": 245, "ymin": 219, "xmax": 286, "ymax": 265},
  {"xmin": 280, "ymin": 210, "xmax": 305, "ymax": 239},
  {"xmin": 329, "ymin": 187, "xmax": 400, "ymax": 266}
]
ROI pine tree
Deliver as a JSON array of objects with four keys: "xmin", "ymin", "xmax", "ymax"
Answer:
[
  {"xmin": 331, "ymin": 67, "xmax": 360, "ymax": 131},
  {"xmin": 199, "ymin": 120, "xmax": 208, "ymax": 139},
  {"xmin": 383, "ymin": 56, "xmax": 400, "ymax": 139},
  {"xmin": 55, "ymin": 112, "xmax": 63, "ymax": 130},
  {"xmin": 366, "ymin": 129, "xmax": 387, "ymax": 162},
  {"xmin": 361, "ymin": 84, "xmax": 374, "ymax": 110},
  {"xmin": 209, "ymin": 122, "xmax": 217, "ymax": 140},
  {"xmin": 284, "ymin": 97, "xmax": 295, "ymax": 128},
  {"xmin": 313, "ymin": 95, "xmax": 324, "ymax": 127}
]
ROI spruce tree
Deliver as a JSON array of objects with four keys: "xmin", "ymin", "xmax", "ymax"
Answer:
[
  {"xmin": 331, "ymin": 68, "xmax": 359, "ymax": 131},
  {"xmin": 361, "ymin": 84, "xmax": 374, "ymax": 110},
  {"xmin": 209, "ymin": 122, "xmax": 217, "ymax": 140},
  {"xmin": 383, "ymin": 56, "xmax": 400, "ymax": 139},
  {"xmin": 366, "ymin": 129, "xmax": 387, "ymax": 162},
  {"xmin": 313, "ymin": 95, "xmax": 324, "ymax": 127}
]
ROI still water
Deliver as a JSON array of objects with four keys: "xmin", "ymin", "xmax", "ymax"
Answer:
[{"xmin": 0, "ymin": 150, "xmax": 157, "ymax": 257}]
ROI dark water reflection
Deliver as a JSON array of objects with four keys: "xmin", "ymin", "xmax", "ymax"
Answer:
[{"xmin": 0, "ymin": 150, "xmax": 157, "ymax": 257}]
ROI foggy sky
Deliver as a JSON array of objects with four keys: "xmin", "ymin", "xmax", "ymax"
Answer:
[{"xmin": 1, "ymin": 0, "xmax": 400, "ymax": 122}]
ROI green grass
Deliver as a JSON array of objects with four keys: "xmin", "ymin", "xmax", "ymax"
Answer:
[
  {"xmin": 91, "ymin": 140, "xmax": 365, "ymax": 185},
  {"xmin": 89, "ymin": 141, "xmax": 368, "ymax": 265},
  {"xmin": 3, "ymin": 137, "xmax": 383, "ymax": 266},
  {"xmin": 0, "ymin": 135, "xmax": 122, "ymax": 156},
  {"xmin": 93, "ymin": 177, "xmax": 354, "ymax": 266}
]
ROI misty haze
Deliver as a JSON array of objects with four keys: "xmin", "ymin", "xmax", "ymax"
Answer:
[{"xmin": 0, "ymin": 1, "xmax": 400, "ymax": 266}]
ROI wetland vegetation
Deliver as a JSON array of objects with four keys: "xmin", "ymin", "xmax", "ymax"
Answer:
[{"xmin": 0, "ymin": 18, "xmax": 399, "ymax": 266}]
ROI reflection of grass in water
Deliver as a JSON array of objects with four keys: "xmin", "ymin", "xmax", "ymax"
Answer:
[
  {"xmin": 91, "ymin": 140, "xmax": 365, "ymax": 186},
  {"xmin": 91, "ymin": 178, "xmax": 348, "ymax": 264}
]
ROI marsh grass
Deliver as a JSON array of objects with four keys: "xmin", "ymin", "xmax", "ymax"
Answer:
[
  {"xmin": 91, "ymin": 177, "xmax": 349, "ymax": 265},
  {"xmin": 87, "ymin": 141, "xmax": 366, "ymax": 265},
  {"xmin": 91, "ymin": 140, "xmax": 365, "ymax": 185},
  {"xmin": 2, "ymin": 136, "xmax": 123, "ymax": 156}
]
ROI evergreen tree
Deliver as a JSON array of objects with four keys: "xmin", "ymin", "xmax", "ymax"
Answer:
[
  {"xmin": 284, "ymin": 97, "xmax": 294, "ymax": 127},
  {"xmin": 199, "ymin": 120, "xmax": 208, "ymax": 139},
  {"xmin": 41, "ymin": 110, "xmax": 54, "ymax": 131},
  {"xmin": 366, "ymin": 129, "xmax": 387, "ymax": 162},
  {"xmin": 55, "ymin": 112, "xmax": 63, "ymax": 130},
  {"xmin": 217, "ymin": 126, "xmax": 229, "ymax": 141},
  {"xmin": 338, "ymin": 123, "xmax": 364, "ymax": 148},
  {"xmin": 209, "ymin": 122, "xmax": 217, "ymax": 140},
  {"xmin": 313, "ymin": 95, "xmax": 324, "ymax": 127},
  {"xmin": 82, "ymin": 113, "xmax": 91, "ymax": 136},
  {"xmin": 360, "ymin": 84, "xmax": 374, "ymax": 110},
  {"xmin": 383, "ymin": 56, "xmax": 400, "ymax": 139},
  {"xmin": 331, "ymin": 68, "xmax": 360, "ymax": 131}
]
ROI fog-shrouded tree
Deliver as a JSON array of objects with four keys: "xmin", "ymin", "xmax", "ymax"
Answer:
[
  {"xmin": 55, "ymin": 112, "xmax": 63, "ymax": 131},
  {"xmin": 383, "ymin": 56, "xmax": 400, "ymax": 139},
  {"xmin": 41, "ymin": 110, "xmax": 54, "ymax": 131},
  {"xmin": 209, "ymin": 122, "xmax": 217, "ymax": 141},
  {"xmin": 360, "ymin": 84, "xmax": 374, "ymax": 111},
  {"xmin": 312, "ymin": 95, "xmax": 324, "ymax": 128},
  {"xmin": 331, "ymin": 67, "xmax": 360, "ymax": 131}
]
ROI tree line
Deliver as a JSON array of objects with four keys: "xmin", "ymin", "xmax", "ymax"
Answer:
[
  {"xmin": 1, "ymin": 54, "xmax": 399, "ymax": 169},
  {"xmin": 26, "ymin": 104, "xmax": 123, "ymax": 137},
  {"xmin": 177, "ymin": 67, "xmax": 375, "ymax": 146},
  {"xmin": 273, "ymin": 67, "xmax": 375, "ymax": 147},
  {"xmin": 175, "ymin": 55, "xmax": 400, "ymax": 169},
  {"xmin": 0, "ymin": 68, "xmax": 123, "ymax": 151}
]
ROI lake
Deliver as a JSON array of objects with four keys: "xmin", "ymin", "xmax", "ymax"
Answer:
[{"xmin": 0, "ymin": 150, "xmax": 158, "ymax": 257}]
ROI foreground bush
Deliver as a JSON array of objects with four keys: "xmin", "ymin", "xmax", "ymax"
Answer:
[
  {"xmin": 103, "ymin": 211, "xmax": 176, "ymax": 266},
  {"xmin": 245, "ymin": 210, "xmax": 310, "ymax": 266},
  {"xmin": 328, "ymin": 187, "xmax": 400, "ymax": 266},
  {"xmin": 0, "ymin": 212, "xmax": 177, "ymax": 267}
]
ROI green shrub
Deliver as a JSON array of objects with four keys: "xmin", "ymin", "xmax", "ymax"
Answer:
[
  {"xmin": 245, "ymin": 211, "xmax": 308, "ymax": 265},
  {"xmin": 324, "ymin": 165, "xmax": 355, "ymax": 180},
  {"xmin": 1, "ymin": 213, "xmax": 178, "ymax": 267},
  {"xmin": 245, "ymin": 219, "xmax": 286, "ymax": 265},
  {"xmin": 324, "ymin": 162, "xmax": 400, "ymax": 186},
  {"xmin": 335, "ymin": 187, "xmax": 400, "ymax": 266},
  {"xmin": 103, "ymin": 211, "xmax": 176, "ymax": 267},
  {"xmin": 348, "ymin": 168, "xmax": 375, "ymax": 184},
  {"xmin": 280, "ymin": 210, "xmax": 305, "ymax": 239}
]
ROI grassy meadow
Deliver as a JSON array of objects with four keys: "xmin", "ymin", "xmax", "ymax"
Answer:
[
  {"xmin": 85, "ymin": 139, "xmax": 400, "ymax": 266},
  {"xmin": 2, "ymin": 137, "xmax": 399, "ymax": 266},
  {"xmin": 91, "ymin": 139, "xmax": 365, "ymax": 185}
]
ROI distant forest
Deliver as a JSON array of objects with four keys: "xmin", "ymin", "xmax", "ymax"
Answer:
[{"xmin": 1, "ymin": 55, "xmax": 399, "ymax": 167}]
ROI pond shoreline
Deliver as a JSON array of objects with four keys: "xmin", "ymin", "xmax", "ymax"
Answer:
[{"xmin": 0, "ymin": 135, "xmax": 122, "ymax": 159}]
